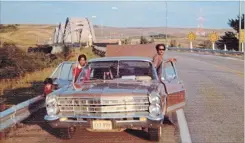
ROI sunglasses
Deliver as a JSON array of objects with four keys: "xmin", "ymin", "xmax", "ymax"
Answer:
[{"xmin": 158, "ymin": 48, "xmax": 165, "ymax": 51}]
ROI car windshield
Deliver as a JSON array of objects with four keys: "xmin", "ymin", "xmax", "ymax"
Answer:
[{"xmin": 76, "ymin": 60, "xmax": 157, "ymax": 82}]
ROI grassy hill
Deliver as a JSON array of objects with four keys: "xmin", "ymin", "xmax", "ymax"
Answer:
[
  {"xmin": 0, "ymin": 24, "xmax": 55, "ymax": 50},
  {"xmin": 0, "ymin": 24, "xmax": 233, "ymax": 50}
]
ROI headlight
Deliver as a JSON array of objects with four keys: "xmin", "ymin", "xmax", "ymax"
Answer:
[
  {"xmin": 149, "ymin": 104, "xmax": 161, "ymax": 117},
  {"xmin": 46, "ymin": 95, "xmax": 59, "ymax": 116},
  {"xmin": 149, "ymin": 91, "xmax": 161, "ymax": 104}
]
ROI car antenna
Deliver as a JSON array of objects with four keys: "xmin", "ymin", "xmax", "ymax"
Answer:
[
  {"xmin": 103, "ymin": 72, "xmax": 105, "ymax": 83},
  {"xmin": 117, "ymin": 60, "xmax": 119, "ymax": 78},
  {"xmin": 72, "ymin": 55, "xmax": 79, "ymax": 90}
]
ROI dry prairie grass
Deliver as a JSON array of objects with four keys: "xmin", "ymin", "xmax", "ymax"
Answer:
[
  {"xmin": 0, "ymin": 67, "xmax": 55, "ymax": 96},
  {"xmin": 0, "ymin": 47, "xmax": 97, "ymax": 105},
  {"xmin": 0, "ymin": 47, "xmax": 97, "ymax": 95},
  {"xmin": 0, "ymin": 25, "xmax": 55, "ymax": 50}
]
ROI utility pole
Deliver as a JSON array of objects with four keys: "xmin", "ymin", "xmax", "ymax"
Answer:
[
  {"xmin": 243, "ymin": 0, "xmax": 245, "ymax": 52},
  {"xmin": 165, "ymin": 1, "xmax": 168, "ymax": 47},
  {"xmin": 239, "ymin": 0, "xmax": 242, "ymax": 51}
]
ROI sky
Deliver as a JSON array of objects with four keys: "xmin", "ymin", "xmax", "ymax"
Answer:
[{"xmin": 0, "ymin": 1, "xmax": 244, "ymax": 29}]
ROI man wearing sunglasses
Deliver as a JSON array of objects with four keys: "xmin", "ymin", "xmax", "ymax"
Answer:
[{"xmin": 152, "ymin": 44, "xmax": 166, "ymax": 78}]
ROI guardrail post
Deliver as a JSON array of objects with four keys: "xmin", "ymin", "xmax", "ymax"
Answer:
[
  {"xmin": 224, "ymin": 44, "xmax": 227, "ymax": 55},
  {"xmin": 212, "ymin": 42, "xmax": 215, "ymax": 50},
  {"xmin": 224, "ymin": 44, "xmax": 227, "ymax": 51},
  {"xmin": 242, "ymin": 43, "xmax": 244, "ymax": 52},
  {"xmin": 0, "ymin": 100, "xmax": 6, "ymax": 140},
  {"xmin": 190, "ymin": 41, "xmax": 193, "ymax": 52}
]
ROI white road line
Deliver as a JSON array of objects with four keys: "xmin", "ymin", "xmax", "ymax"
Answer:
[
  {"xmin": 225, "ymin": 57, "xmax": 244, "ymax": 61},
  {"xmin": 176, "ymin": 109, "xmax": 192, "ymax": 143}
]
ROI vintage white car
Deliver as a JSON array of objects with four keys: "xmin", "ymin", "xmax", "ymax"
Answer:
[{"xmin": 44, "ymin": 56, "xmax": 185, "ymax": 142}]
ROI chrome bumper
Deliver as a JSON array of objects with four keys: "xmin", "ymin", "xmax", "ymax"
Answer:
[
  {"xmin": 44, "ymin": 112, "xmax": 164, "ymax": 122},
  {"xmin": 44, "ymin": 115, "xmax": 164, "ymax": 129}
]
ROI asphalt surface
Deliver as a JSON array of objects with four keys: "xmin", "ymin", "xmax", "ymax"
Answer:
[
  {"xmin": 166, "ymin": 51, "xmax": 244, "ymax": 143},
  {"xmin": 3, "ymin": 51, "xmax": 244, "ymax": 143}
]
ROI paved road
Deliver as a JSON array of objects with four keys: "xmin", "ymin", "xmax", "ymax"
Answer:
[
  {"xmin": 3, "ymin": 51, "xmax": 244, "ymax": 143},
  {"xmin": 166, "ymin": 51, "xmax": 244, "ymax": 143}
]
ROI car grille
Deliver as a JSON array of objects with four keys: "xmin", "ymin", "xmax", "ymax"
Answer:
[{"xmin": 57, "ymin": 96, "xmax": 150, "ymax": 115}]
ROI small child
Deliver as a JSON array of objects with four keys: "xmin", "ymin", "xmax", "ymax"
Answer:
[{"xmin": 43, "ymin": 78, "xmax": 54, "ymax": 97}]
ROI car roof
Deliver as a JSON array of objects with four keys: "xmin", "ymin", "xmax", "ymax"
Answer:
[
  {"xmin": 59, "ymin": 56, "xmax": 153, "ymax": 65},
  {"xmin": 61, "ymin": 61, "xmax": 76, "ymax": 64},
  {"xmin": 88, "ymin": 56, "xmax": 153, "ymax": 63}
]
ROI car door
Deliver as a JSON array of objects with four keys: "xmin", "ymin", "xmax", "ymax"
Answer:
[
  {"xmin": 160, "ymin": 60, "xmax": 185, "ymax": 113},
  {"xmin": 49, "ymin": 62, "xmax": 75, "ymax": 89}
]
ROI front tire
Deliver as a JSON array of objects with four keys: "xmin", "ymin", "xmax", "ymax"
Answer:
[
  {"xmin": 148, "ymin": 126, "xmax": 162, "ymax": 142},
  {"xmin": 58, "ymin": 127, "xmax": 76, "ymax": 140}
]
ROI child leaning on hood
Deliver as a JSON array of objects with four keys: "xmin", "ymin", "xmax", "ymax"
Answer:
[{"xmin": 42, "ymin": 78, "xmax": 55, "ymax": 97}]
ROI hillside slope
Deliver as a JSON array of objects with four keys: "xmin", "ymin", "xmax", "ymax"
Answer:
[
  {"xmin": 0, "ymin": 24, "xmax": 233, "ymax": 49},
  {"xmin": 0, "ymin": 24, "xmax": 55, "ymax": 50}
]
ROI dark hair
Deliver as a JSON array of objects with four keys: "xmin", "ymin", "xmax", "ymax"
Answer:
[
  {"xmin": 155, "ymin": 44, "xmax": 166, "ymax": 51},
  {"xmin": 78, "ymin": 54, "xmax": 87, "ymax": 61},
  {"xmin": 44, "ymin": 78, "xmax": 53, "ymax": 85}
]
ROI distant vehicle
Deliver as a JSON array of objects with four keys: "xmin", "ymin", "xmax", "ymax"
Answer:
[{"xmin": 44, "ymin": 56, "xmax": 186, "ymax": 142}]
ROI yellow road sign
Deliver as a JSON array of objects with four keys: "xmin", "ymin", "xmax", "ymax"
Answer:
[
  {"xmin": 235, "ymin": 30, "xmax": 244, "ymax": 43},
  {"xmin": 187, "ymin": 32, "xmax": 196, "ymax": 41},
  {"xmin": 208, "ymin": 32, "xmax": 219, "ymax": 42},
  {"xmin": 239, "ymin": 30, "xmax": 244, "ymax": 43}
]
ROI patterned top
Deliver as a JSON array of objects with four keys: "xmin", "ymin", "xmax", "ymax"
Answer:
[{"xmin": 152, "ymin": 54, "xmax": 164, "ymax": 78}]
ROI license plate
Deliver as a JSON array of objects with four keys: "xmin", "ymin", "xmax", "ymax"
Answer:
[{"xmin": 92, "ymin": 120, "xmax": 112, "ymax": 130}]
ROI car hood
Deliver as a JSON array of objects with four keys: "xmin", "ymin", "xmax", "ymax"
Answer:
[{"xmin": 57, "ymin": 80, "xmax": 161, "ymax": 97}]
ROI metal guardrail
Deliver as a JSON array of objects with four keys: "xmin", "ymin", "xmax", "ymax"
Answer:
[
  {"xmin": 92, "ymin": 45, "xmax": 106, "ymax": 57},
  {"xmin": 167, "ymin": 47, "xmax": 244, "ymax": 55},
  {"xmin": 0, "ymin": 99, "xmax": 6, "ymax": 112},
  {"xmin": 0, "ymin": 95, "xmax": 45, "ymax": 131}
]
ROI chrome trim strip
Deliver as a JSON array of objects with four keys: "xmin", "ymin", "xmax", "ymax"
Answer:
[
  {"xmin": 88, "ymin": 56, "xmax": 153, "ymax": 63},
  {"xmin": 57, "ymin": 97, "xmax": 149, "ymax": 106},
  {"xmin": 59, "ymin": 105, "xmax": 149, "ymax": 113},
  {"xmin": 55, "ymin": 112, "xmax": 164, "ymax": 121},
  {"xmin": 115, "ymin": 120, "xmax": 145, "ymax": 123},
  {"xmin": 62, "ymin": 120, "xmax": 88, "ymax": 123},
  {"xmin": 58, "ymin": 112, "xmax": 149, "ymax": 119}
]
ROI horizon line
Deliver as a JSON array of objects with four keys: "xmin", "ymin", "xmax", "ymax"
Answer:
[{"xmin": 1, "ymin": 23, "xmax": 233, "ymax": 30}]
